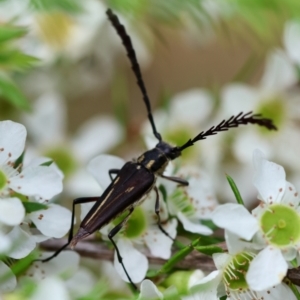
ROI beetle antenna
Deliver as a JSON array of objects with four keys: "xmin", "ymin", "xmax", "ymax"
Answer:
[
  {"xmin": 177, "ymin": 111, "xmax": 277, "ymax": 152},
  {"xmin": 106, "ymin": 9, "xmax": 162, "ymax": 142}
]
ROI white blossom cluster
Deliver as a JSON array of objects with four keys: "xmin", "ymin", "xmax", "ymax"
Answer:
[{"xmin": 0, "ymin": 120, "xmax": 72, "ymax": 292}]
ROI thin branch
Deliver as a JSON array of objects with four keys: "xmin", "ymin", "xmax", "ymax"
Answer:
[
  {"xmin": 40, "ymin": 238, "xmax": 300, "ymax": 286},
  {"xmin": 40, "ymin": 239, "xmax": 222, "ymax": 273}
]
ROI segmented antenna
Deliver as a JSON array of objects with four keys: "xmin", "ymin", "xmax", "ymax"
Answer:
[
  {"xmin": 177, "ymin": 112, "xmax": 277, "ymax": 151},
  {"xmin": 106, "ymin": 9, "xmax": 162, "ymax": 142}
]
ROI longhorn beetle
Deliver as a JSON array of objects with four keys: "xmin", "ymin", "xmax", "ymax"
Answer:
[{"xmin": 40, "ymin": 9, "xmax": 277, "ymax": 289}]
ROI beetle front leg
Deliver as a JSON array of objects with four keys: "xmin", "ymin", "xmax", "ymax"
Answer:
[
  {"xmin": 108, "ymin": 208, "xmax": 137, "ymax": 290},
  {"xmin": 161, "ymin": 174, "xmax": 189, "ymax": 186}
]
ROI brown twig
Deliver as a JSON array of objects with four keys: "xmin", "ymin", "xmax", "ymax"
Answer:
[
  {"xmin": 40, "ymin": 239, "xmax": 222, "ymax": 273},
  {"xmin": 40, "ymin": 239, "xmax": 300, "ymax": 286}
]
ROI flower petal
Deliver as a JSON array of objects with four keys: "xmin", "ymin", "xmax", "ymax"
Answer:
[
  {"xmin": 189, "ymin": 270, "xmax": 222, "ymax": 300},
  {"xmin": 66, "ymin": 169, "xmax": 103, "ymax": 198},
  {"xmin": 30, "ymin": 277, "xmax": 70, "ymax": 300},
  {"xmin": 253, "ymin": 149, "xmax": 286, "ymax": 203},
  {"xmin": 256, "ymin": 283, "xmax": 296, "ymax": 300},
  {"xmin": 246, "ymin": 246, "xmax": 288, "ymax": 291},
  {"xmin": 65, "ymin": 268, "xmax": 97, "ymax": 298},
  {"xmin": 260, "ymin": 50, "xmax": 297, "ymax": 91},
  {"xmin": 138, "ymin": 279, "xmax": 163, "ymax": 300},
  {"xmin": 10, "ymin": 166, "xmax": 63, "ymax": 200},
  {"xmin": 221, "ymin": 84, "xmax": 258, "ymax": 115},
  {"xmin": 25, "ymin": 251, "xmax": 79, "ymax": 281},
  {"xmin": 114, "ymin": 239, "xmax": 148, "ymax": 283},
  {"xmin": 281, "ymin": 181, "xmax": 300, "ymax": 207},
  {"xmin": 28, "ymin": 204, "xmax": 71, "ymax": 238},
  {"xmin": 177, "ymin": 212, "xmax": 212, "ymax": 235},
  {"xmin": 87, "ymin": 154, "xmax": 125, "ymax": 189},
  {"xmin": 212, "ymin": 253, "xmax": 231, "ymax": 271},
  {"xmin": 0, "ymin": 231, "xmax": 11, "ymax": 253},
  {"xmin": 26, "ymin": 157, "xmax": 64, "ymax": 180},
  {"xmin": 284, "ymin": 21, "xmax": 300, "ymax": 64},
  {"xmin": 0, "ymin": 261, "xmax": 16, "ymax": 292},
  {"xmin": 0, "ymin": 197, "xmax": 25, "ymax": 226},
  {"xmin": 212, "ymin": 203, "xmax": 258, "ymax": 240},
  {"xmin": 188, "ymin": 270, "xmax": 205, "ymax": 289},
  {"xmin": 80, "ymin": 202, "xmax": 96, "ymax": 222},
  {"xmin": 144, "ymin": 218, "xmax": 177, "ymax": 259},
  {"xmin": 7, "ymin": 226, "xmax": 36, "ymax": 259},
  {"xmin": 176, "ymin": 167, "xmax": 218, "ymax": 219},
  {"xmin": 225, "ymin": 230, "xmax": 248, "ymax": 255},
  {"xmin": 169, "ymin": 89, "xmax": 213, "ymax": 127},
  {"xmin": 72, "ymin": 116, "xmax": 123, "ymax": 162},
  {"xmin": 0, "ymin": 120, "xmax": 26, "ymax": 163},
  {"xmin": 22, "ymin": 92, "xmax": 66, "ymax": 146},
  {"xmin": 98, "ymin": 261, "xmax": 130, "ymax": 292}
]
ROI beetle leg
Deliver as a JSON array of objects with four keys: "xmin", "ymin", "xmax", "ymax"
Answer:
[
  {"xmin": 38, "ymin": 196, "xmax": 99, "ymax": 262},
  {"xmin": 108, "ymin": 208, "xmax": 137, "ymax": 290},
  {"xmin": 108, "ymin": 169, "xmax": 120, "ymax": 181},
  {"xmin": 154, "ymin": 186, "xmax": 175, "ymax": 241},
  {"xmin": 160, "ymin": 174, "xmax": 189, "ymax": 186}
]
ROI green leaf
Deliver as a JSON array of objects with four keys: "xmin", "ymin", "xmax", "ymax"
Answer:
[
  {"xmin": 194, "ymin": 244, "xmax": 223, "ymax": 256},
  {"xmin": 30, "ymin": 0, "xmax": 83, "ymax": 13},
  {"xmin": 158, "ymin": 184, "xmax": 167, "ymax": 203},
  {"xmin": 0, "ymin": 76, "xmax": 31, "ymax": 110},
  {"xmin": 290, "ymin": 283, "xmax": 300, "ymax": 300},
  {"xmin": 40, "ymin": 160, "xmax": 53, "ymax": 167},
  {"xmin": 201, "ymin": 219, "xmax": 218, "ymax": 231},
  {"xmin": 14, "ymin": 151, "xmax": 25, "ymax": 171},
  {"xmin": 23, "ymin": 202, "xmax": 48, "ymax": 213},
  {"xmin": 0, "ymin": 25, "xmax": 28, "ymax": 43},
  {"xmin": 0, "ymin": 49, "xmax": 39, "ymax": 71},
  {"xmin": 231, "ymin": 54, "xmax": 262, "ymax": 83},
  {"xmin": 226, "ymin": 174, "xmax": 244, "ymax": 206},
  {"xmin": 0, "ymin": 252, "xmax": 38, "ymax": 285},
  {"xmin": 291, "ymin": 258, "xmax": 298, "ymax": 268},
  {"xmin": 11, "ymin": 251, "xmax": 39, "ymax": 276},
  {"xmin": 148, "ymin": 238, "xmax": 200, "ymax": 276}
]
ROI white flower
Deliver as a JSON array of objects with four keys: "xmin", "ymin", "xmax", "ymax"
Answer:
[
  {"xmin": 186, "ymin": 231, "xmax": 295, "ymax": 300},
  {"xmin": 214, "ymin": 47, "xmax": 299, "ymax": 203},
  {"xmin": 0, "ymin": 120, "xmax": 71, "ymax": 294},
  {"xmin": 164, "ymin": 166, "xmax": 218, "ymax": 235},
  {"xmin": 81, "ymin": 154, "xmax": 177, "ymax": 284},
  {"xmin": 138, "ymin": 279, "xmax": 164, "ymax": 300},
  {"xmin": 29, "ymin": 277, "xmax": 71, "ymax": 300},
  {"xmin": 22, "ymin": 92, "xmax": 124, "ymax": 197},
  {"xmin": 0, "ymin": 120, "xmax": 63, "ymax": 202},
  {"xmin": 138, "ymin": 273, "xmax": 205, "ymax": 300},
  {"xmin": 212, "ymin": 149, "xmax": 300, "ymax": 291},
  {"xmin": 142, "ymin": 89, "xmax": 215, "ymax": 162},
  {"xmin": 0, "ymin": 120, "xmax": 69, "ymax": 249},
  {"xmin": 23, "ymin": 251, "xmax": 79, "ymax": 281},
  {"xmin": 0, "ymin": 0, "xmax": 107, "ymax": 63},
  {"xmin": 283, "ymin": 20, "xmax": 300, "ymax": 66},
  {"xmin": 0, "ymin": 261, "xmax": 17, "ymax": 292}
]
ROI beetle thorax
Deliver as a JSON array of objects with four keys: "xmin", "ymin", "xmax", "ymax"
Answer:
[{"xmin": 137, "ymin": 141, "xmax": 181, "ymax": 174}]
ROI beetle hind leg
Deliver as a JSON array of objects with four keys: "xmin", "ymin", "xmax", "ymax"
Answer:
[{"xmin": 36, "ymin": 196, "xmax": 99, "ymax": 263}]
